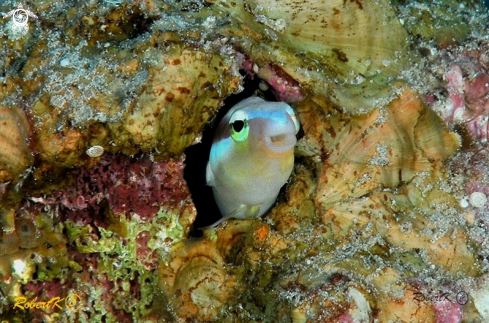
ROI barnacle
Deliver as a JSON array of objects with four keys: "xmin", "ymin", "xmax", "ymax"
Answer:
[
  {"xmin": 85, "ymin": 145, "xmax": 104, "ymax": 158},
  {"xmin": 15, "ymin": 217, "xmax": 41, "ymax": 249}
]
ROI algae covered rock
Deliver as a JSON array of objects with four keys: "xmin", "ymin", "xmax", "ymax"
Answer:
[
  {"xmin": 0, "ymin": 104, "xmax": 31, "ymax": 185},
  {"xmin": 158, "ymin": 89, "xmax": 484, "ymax": 321},
  {"xmin": 0, "ymin": 1, "xmax": 240, "ymax": 321},
  {"xmin": 211, "ymin": 0, "xmax": 415, "ymax": 113}
]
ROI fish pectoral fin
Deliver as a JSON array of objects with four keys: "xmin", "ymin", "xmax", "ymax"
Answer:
[
  {"xmin": 200, "ymin": 205, "xmax": 247, "ymax": 229},
  {"xmin": 245, "ymin": 205, "xmax": 261, "ymax": 219},
  {"xmin": 200, "ymin": 204, "xmax": 259, "ymax": 230},
  {"xmin": 205, "ymin": 162, "xmax": 215, "ymax": 186}
]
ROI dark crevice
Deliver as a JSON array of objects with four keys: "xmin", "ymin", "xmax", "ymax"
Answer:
[{"xmin": 185, "ymin": 72, "xmax": 277, "ymax": 236}]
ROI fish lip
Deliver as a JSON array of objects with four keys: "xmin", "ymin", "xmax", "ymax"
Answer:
[{"xmin": 264, "ymin": 132, "xmax": 297, "ymax": 154}]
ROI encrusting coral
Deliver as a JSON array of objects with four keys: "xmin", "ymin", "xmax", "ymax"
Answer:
[
  {"xmin": 0, "ymin": 105, "xmax": 31, "ymax": 186},
  {"xmin": 1, "ymin": 0, "xmax": 489, "ymax": 322},
  {"xmin": 213, "ymin": 0, "xmax": 414, "ymax": 113},
  {"xmin": 158, "ymin": 88, "xmax": 483, "ymax": 321},
  {"xmin": 1, "ymin": 154, "xmax": 195, "ymax": 322}
]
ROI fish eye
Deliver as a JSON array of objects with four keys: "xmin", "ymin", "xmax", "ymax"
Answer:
[
  {"xmin": 232, "ymin": 120, "xmax": 245, "ymax": 132},
  {"xmin": 229, "ymin": 110, "xmax": 249, "ymax": 142},
  {"xmin": 230, "ymin": 118, "xmax": 249, "ymax": 142}
]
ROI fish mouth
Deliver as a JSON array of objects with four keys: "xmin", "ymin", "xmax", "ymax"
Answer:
[{"xmin": 264, "ymin": 133, "xmax": 297, "ymax": 154}]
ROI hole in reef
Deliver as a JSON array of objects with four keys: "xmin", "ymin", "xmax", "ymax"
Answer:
[{"xmin": 185, "ymin": 71, "xmax": 278, "ymax": 236}]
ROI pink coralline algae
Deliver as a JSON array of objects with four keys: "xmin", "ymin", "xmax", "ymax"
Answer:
[
  {"xmin": 464, "ymin": 148, "xmax": 489, "ymax": 199},
  {"xmin": 242, "ymin": 59, "xmax": 304, "ymax": 103},
  {"xmin": 24, "ymin": 279, "xmax": 69, "ymax": 306},
  {"xmin": 440, "ymin": 45, "xmax": 489, "ymax": 142},
  {"xmin": 136, "ymin": 230, "xmax": 156, "ymax": 268},
  {"xmin": 433, "ymin": 298, "xmax": 463, "ymax": 323},
  {"xmin": 29, "ymin": 153, "xmax": 190, "ymax": 224},
  {"xmin": 434, "ymin": 43, "xmax": 489, "ymax": 227},
  {"xmin": 337, "ymin": 313, "xmax": 356, "ymax": 323}
]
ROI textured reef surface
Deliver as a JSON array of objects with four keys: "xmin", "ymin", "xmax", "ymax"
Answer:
[{"xmin": 1, "ymin": 0, "xmax": 489, "ymax": 322}]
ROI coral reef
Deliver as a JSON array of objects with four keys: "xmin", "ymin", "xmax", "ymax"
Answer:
[
  {"xmin": 213, "ymin": 0, "xmax": 414, "ymax": 113},
  {"xmin": 431, "ymin": 43, "xmax": 489, "ymax": 143},
  {"xmin": 159, "ymin": 89, "xmax": 484, "ymax": 321},
  {"xmin": 0, "ymin": 0, "xmax": 488, "ymax": 322},
  {"xmin": 1, "ymin": 154, "xmax": 195, "ymax": 322},
  {"xmin": 394, "ymin": 0, "xmax": 478, "ymax": 47},
  {"xmin": 417, "ymin": 39, "xmax": 489, "ymax": 267}
]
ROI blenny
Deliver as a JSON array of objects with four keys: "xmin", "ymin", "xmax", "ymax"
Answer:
[{"xmin": 206, "ymin": 96, "xmax": 300, "ymax": 227}]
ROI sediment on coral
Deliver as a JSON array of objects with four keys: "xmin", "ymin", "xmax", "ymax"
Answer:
[
  {"xmin": 210, "ymin": 0, "xmax": 416, "ymax": 113},
  {"xmin": 158, "ymin": 89, "xmax": 485, "ymax": 321}
]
